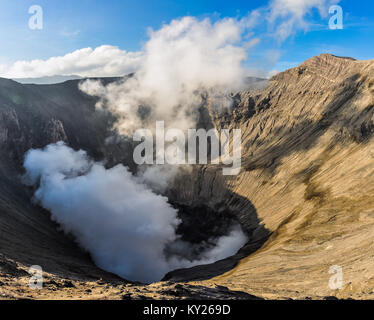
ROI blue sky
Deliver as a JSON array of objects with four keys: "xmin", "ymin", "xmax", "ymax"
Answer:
[{"xmin": 0, "ymin": 0, "xmax": 373, "ymax": 77}]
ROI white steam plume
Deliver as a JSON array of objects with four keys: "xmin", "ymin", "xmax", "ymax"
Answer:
[
  {"xmin": 23, "ymin": 142, "xmax": 247, "ymax": 282},
  {"xmin": 79, "ymin": 16, "xmax": 259, "ymax": 187},
  {"xmin": 79, "ymin": 16, "xmax": 259, "ymax": 136}
]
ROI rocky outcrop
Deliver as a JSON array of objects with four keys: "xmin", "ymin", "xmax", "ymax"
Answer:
[
  {"xmin": 0, "ymin": 108, "xmax": 21, "ymax": 146},
  {"xmin": 42, "ymin": 118, "xmax": 68, "ymax": 144}
]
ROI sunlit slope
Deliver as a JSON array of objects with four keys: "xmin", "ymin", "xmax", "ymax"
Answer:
[{"xmin": 200, "ymin": 54, "xmax": 374, "ymax": 299}]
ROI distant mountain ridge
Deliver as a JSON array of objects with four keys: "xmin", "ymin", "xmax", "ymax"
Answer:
[{"xmin": 12, "ymin": 75, "xmax": 83, "ymax": 85}]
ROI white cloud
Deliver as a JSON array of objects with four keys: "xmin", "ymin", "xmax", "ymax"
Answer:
[
  {"xmin": 0, "ymin": 45, "xmax": 143, "ymax": 78},
  {"xmin": 268, "ymin": 0, "xmax": 341, "ymax": 40},
  {"xmin": 0, "ymin": 1, "xmax": 341, "ymax": 79}
]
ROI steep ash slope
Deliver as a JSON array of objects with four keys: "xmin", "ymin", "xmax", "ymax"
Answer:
[
  {"xmin": 0, "ymin": 77, "xmax": 132, "ymax": 286},
  {"xmin": 168, "ymin": 54, "xmax": 374, "ymax": 299}
]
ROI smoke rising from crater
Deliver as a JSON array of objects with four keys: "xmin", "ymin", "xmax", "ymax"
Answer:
[
  {"xmin": 79, "ymin": 15, "xmax": 259, "ymax": 135},
  {"xmin": 23, "ymin": 142, "xmax": 247, "ymax": 282},
  {"xmin": 79, "ymin": 16, "xmax": 258, "ymax": 185}
]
